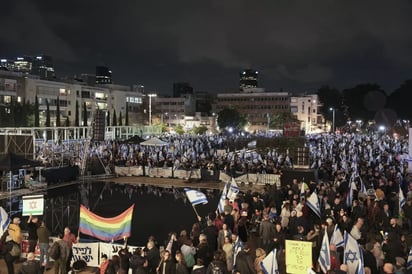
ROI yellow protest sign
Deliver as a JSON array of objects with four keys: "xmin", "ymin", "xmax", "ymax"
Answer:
[{"xmin": 285, "ymin": 240, "xmax": 312, "ymax": 273}]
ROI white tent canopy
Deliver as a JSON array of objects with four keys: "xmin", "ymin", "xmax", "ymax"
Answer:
[{"xmin": 140, "ymin": 137, "xmax": 168, "ymax": 147}]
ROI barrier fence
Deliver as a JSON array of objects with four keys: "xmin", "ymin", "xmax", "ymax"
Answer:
[{"xmin": 114, "ymin": 166, "xmax": 281, "ymax": 187}]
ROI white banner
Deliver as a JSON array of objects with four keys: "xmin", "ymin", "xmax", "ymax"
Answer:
[
  {"xmin": 72, "ymin": 242, "xmax": 100, "ymax": 267},
  {"xmin": 99, "ymin": 243, "xmax": 142, "ymax": 261},
  {"xmin": 22, "ymin": 195, "xmax": 44, "ymax": 216}
]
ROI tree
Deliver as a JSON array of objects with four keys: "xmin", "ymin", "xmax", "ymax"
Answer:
[
  {"xmin": 192, "ymin": 125, "xmax": 208, "ymax": 135},
  {"xmin": 56, "ymin": 96, "xmax": 61, "ymax": 127},
  {"xmin": 83, "ymin": 102, "xmax": 88, "ymax": 126},
  {"xmin": 387, "ymin": 80, "xmax": 412, "ymax": 120},
  {"xmin": 106, "ymin": 110, "xmax": 111, "ymax": 126},
  {"xmin": 174, "ymin": 124, "xmax": 184, "ymax": 135},
  {"xmin": 112, "ymin": 109, "xmax": 117, "ymax": 126},
  {"xmin": 34, "ymin": 95, "xmax": 40, "ymax": 127},
  {"xmin": 75, "ymin": 100, "xmax": 80, "ymax": 127},
  {"xmin": 317, "ymin": 85, "xmax": 342, "ymax": 121},
  {"xmin": 119, "ymin": 111, "xmax": 123, "ymax": 126},
  {"xmin": 270, "ymin": 111, "xmax": 299, "ymax": 129},
  {"xmin": 45, "ymin": 99, "xmax": 50, "ymax": 127},
  {"xmin": 217, "ymin": 108, "xmax": 246, "ymax": 132},
  {"xmin": 125, "ymin": 102, "xmax": 129, "ymax": 126},
  {"xmin": 341, "ymin": 83, "xmax": 386, "ymax": 122}
]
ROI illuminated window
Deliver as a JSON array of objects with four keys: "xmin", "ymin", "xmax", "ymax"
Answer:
[
  {"xmin": 4, "ymin": 96, "xmax": 11, "ymax": 103},
  {"xmin": 59, "ymin": 88, "xmax": 66, "ymax": 95}
]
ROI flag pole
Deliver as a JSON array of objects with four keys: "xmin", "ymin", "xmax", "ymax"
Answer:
[{"xmin": 191, "ymin": 205, "xmax": 201, "ymax": 221}]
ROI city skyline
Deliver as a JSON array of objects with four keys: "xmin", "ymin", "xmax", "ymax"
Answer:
[{"xmin": 1, "ymin": 1, "xmax": 412, "ymax": 95}]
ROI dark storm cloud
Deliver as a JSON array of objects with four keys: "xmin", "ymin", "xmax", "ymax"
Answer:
[{"xmin": 1, "ymin": 0, "xmax": 412, "ymax": 93}]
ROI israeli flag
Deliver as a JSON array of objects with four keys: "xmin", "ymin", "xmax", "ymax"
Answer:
[
  {"xmin": 399, "ymin": 186, "xmax": 406, "ymax": 212},
  {"xmin": 217, "ymin": 182, "xmax": 229, "ymax": 213},
  {"xmin": 0, "ymin": 206, "xmax": 10, "ymax": 237},
  {"xmin": 330, "ymin": 224, "xmax": 344, "ymax": 248},
  {"xmin": 261, "ymin": 249, "xmax": 279, "ymax": 274},
  {"xmin": 359, "ymin": 176, "xmax": 368, "ymax": 196},
  {"xmin": 407, "ymin": 246, "xmax": 412, "ymax": 269},
  {"xmin": 343, "ymin": 231, "xmax": 365, "ymax": 274},
  {"xmin": 227, "ymin": 178, "xmax": 239, "ymax": 202},
  {"xmin": 184, "ymin": 188, "xmax": 208, "ymax": 206},
  {"xmin": 318, "ymin": 228, "xmax": 331, "ymax": 273},
  {"xmin": 306, "ymin": 191, "xmax": 321, "ymax": 218}
]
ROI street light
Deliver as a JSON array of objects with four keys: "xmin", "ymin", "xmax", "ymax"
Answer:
[
  {"xmin": 147, "ymin": 93, "xmax": 157, "ymax": 126},
  {"xmin": 329, "ymin": 107, "xmax": 335, "ymax": 133}
]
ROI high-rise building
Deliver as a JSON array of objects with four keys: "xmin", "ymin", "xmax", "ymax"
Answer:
[
  {"xmin": 0, "ymin": 55, "xmax": 55, "ymax": 80},
  {"xmin": 240, "ymin": 69, "xmax": 258, "ymax": 91},
  {"xmin": 32, "ymin": 55, "xmax": 55, "ymax": 80},
  {"xmin": 96, "ymin": 66, "xmax": 112, "ymax": 84}
]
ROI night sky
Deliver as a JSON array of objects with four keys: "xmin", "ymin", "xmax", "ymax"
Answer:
[{"xmin": 1, "ymin": 0, "xmax": 412, "ymax": 95}]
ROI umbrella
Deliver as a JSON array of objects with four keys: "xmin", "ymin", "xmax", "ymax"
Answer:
[{"xmin": 140, "ymin": 137, "xmax": 168, "ymax": 147}]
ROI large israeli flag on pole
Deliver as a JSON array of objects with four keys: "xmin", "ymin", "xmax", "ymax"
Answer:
[
  {"xmin": 217, "ymin": 181, "xmax": 229, "ymax": 213},
  {"xmin": 261, "ymin": 249, "xmax": 279, "ymax": 274},
  {"xmin": 184, "ymin": 188, "xmax": 208, "ymax": 206},
  {"xmin": 306, "ymin": 191, "xmax": 321, "ymax": 218},
  {"xmin": 318, "ymin": 228, "xmax": 331, "ymax": 273}
]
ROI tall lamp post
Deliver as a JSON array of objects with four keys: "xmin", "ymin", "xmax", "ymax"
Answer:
[
  {"xmin": 329, "ymin": 107, "xmax": 335, "ymax": 133},
  {"xmin": 148, "ymin": 93, "xmax": 157, "ymax": 126}
]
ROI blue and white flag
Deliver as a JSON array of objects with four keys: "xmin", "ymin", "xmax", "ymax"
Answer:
[
  {"xmin": 0, "ymin": 206, "xmax": 10, "ymax": 237},
  {"xmin": 227, "ymin": 178, "xmax": 239, "ymax": 202},
  {"xmin": 184, "ymin": 188, "xmax": 208, "ymax": 206},
  {"xmin": 343, "ymin": 231, "xmax": 365, "ymax": 274},
  {"xmin": 261, "ymin": 249, "xmax": 279, "ymax": 274},
  {"xmin": 399, "ymin": 186, "xmax": 406, "ymax": 212},
  {"xmin": 217, "ymin": 182, "xmax": 229, "ymax": 213},
  {"xmin": 318, "ymin": 228, "xmax": 331, "ymax": 273},
  {"xmin": 407, "ymin": 246, "xmax": 412, "ymax": 269},
  {"xmin": 330, "ymin": 224, "xmax": 344, "ymax": 248},
  {"xmin": 359, "ymin": 176, "xmax": 368, "ymax": 196},
  {"xmin": 346, "ymin": 180, "xmax": 356, "ymax": 208},
  {"xmin": 306, "ymin": 191, "xmax": 321, "ymax": 218}
]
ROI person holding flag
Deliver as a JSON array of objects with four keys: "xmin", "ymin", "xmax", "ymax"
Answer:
[
  {"xmin": 343, "ymin": 231, "xmax": 365, "ymax": 274},
  {"xmin": 318, "ymin": 227, "xmax": 331, "ymax": 274}
]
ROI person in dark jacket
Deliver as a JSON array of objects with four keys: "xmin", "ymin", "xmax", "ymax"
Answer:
[
  {"xmin": 363, "ymin": 243, "xmax": 379, "ymax": 274},
  {"xmin": 118, "ymin": 247, "xmax": 131, "ymax": 274},
  {"xmin": 157, "ymin": 250, "xmax": 176, "ymax": 274},
  {"xmin": 234, "ymin": 245, "xmax": 256, "ymax": 274},
  {"xmin": 197, "ymin": 234, "xmax": 212, "ymax": 268},
  {"xmin": 129, "ymin": 248, "xmax": 148, "ymax": 274},
  {"xmin": 206, "ymin": 250, "xmax": 228, "ymax": 274},
  {"xmin": 19, "ymin": 252, "xmax": 41, "ymax": 274},
  {"xmin": 26, "ymin": 215, "xmax": 39, "ymax": 253},
  {"xmin": 146, "ymin": 240, "xmax": 160, "ymax": 274}
]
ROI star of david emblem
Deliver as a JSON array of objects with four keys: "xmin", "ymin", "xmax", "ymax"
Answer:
[
  {"xmin": 345, "ymin": 250, "xmax": 358, "ymax": 263},
  {"xmin": 29, "ymin": 201, "xmax": 37, "ymax": 209}
]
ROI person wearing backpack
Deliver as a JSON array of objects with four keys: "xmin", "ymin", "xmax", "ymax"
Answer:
[
  {"xmin": 233, "ymin": 245, "xmax": 255, "ymax": 274},
  {"xmin": 54, "ymin": 233, "xmax": 70, "ymax": 274},
  {"xmin": 2, "ymin": 217, "xmax": 23, "ymax": 274},
  {"xmin": 205, "ymin": 250, "xmax": 228, "ymax": 274}
]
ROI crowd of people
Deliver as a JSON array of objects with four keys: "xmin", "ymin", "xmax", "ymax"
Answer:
[{"xmin": 3, "ymin": 129, "xmax": 412, "ymax": 274}]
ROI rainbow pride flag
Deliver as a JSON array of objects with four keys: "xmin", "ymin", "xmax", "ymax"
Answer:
[{"xmin": 79, "ymin": 204, "xmax": 134, "ymax": 242}]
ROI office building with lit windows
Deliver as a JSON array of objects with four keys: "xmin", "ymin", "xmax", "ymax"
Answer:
[
  {"xmin": 0, "ymin": 55, "xmax": 55, "ymax": 80},
  {"xmin": 290, "ymin": 94, "xmax": 325, "ymax": 133},
  {"xmin": 239, "ymin": 69, "xmax": 259, "ymax": 92},
  {"xmin": 96, "ymin": 66, "xmax": 112, "ymax": 84},
  {"xmin": 216, "ymin": 91, "xmax": 290, "ymax": 132}
]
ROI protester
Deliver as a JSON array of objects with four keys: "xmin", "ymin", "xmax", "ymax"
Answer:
[
  {"xmin": 26, "ymin": 215, "xmax": 39, "ymax": 253},
  {"xmin": 18, "ymin": 252, "xmax": 41, "ymax": 274},
  {"xmin": 37, "ymin": 220, "xmax": 51, "ymax": 271}
]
